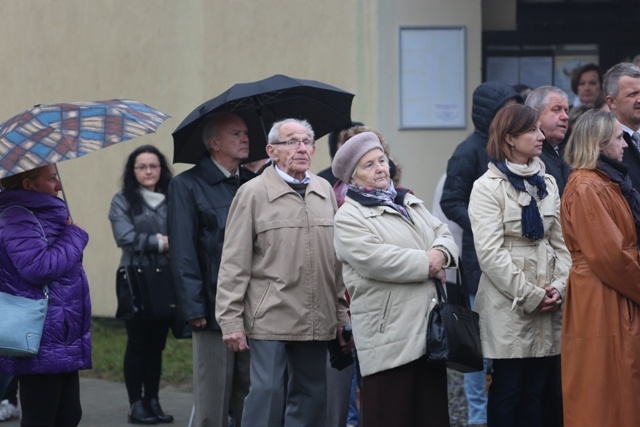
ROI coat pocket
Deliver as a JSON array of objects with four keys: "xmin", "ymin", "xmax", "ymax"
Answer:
[
  {"xmin": 510, "ymin": 256, "xmax": 527, "ymax": 317},
  {"xmin": 378, "ymin": 291, "xmax": 392, "ymax": 334},
  {"xmin": 249, "ymin": 281, "xmax": 273, "ymax": 330}
]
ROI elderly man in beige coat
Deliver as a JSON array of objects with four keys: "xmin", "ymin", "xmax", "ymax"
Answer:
[{"xmin": 215, "ymin": 118, "xmax": 350, "ymax": 427}]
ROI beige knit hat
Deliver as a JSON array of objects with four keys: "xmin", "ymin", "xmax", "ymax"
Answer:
[{"xmin": 331, "ymin": 131, "xmax": 384, "ymax": 183}]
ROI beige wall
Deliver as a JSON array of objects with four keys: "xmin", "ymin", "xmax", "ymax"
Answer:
[
  {"xmin": 0, "ymin": 0, "xmax": 481, "ymax": 316},
  {"xmin": 376, "ymin": 0, "xmax": 482, "ymax": 207}
]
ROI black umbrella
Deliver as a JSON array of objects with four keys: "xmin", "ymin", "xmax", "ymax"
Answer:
[{"xmin": 172, "ymin": 74, "xmax": 354, "ymax": 164}]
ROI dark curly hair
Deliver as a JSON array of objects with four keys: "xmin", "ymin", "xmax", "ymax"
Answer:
[{"xmin": 121, "ymin": 145, "xmax": 173, "ymax": 215}]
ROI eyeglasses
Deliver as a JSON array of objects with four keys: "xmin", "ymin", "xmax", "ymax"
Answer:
[
  {"xmin": 134, "ymin": 164, "xmax": 160, "ymax": 171},
  {"xmin": 271, "ymin": 139, "xmax": 315, "ymax": 148}
]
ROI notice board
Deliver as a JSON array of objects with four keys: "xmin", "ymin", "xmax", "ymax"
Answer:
[{"xmin": 399, "ymin": 26, "xmax": 466, "ymax": 129}]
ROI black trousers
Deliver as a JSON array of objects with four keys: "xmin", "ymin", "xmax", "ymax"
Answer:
[
  {"xmin": 124, "ymin": 317, "xmax": 172, "ymax": 403},
  {"xmin": 19, "ymin": 371, "xmax": 81, "ymax": 427},
  {"xmin": 541, "ymin": 355, "xmax": 563, "ymax": 427},
  {"xmin": 488, "ymin": 357, "xmax": 554, "ymax": 427},
  {"xmin": 3, "ymin": 375, "xmax": 18, "ymax": 406}
]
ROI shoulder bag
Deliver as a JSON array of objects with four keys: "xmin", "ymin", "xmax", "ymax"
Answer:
[
  {"xmin": 0, "ymin": 206, "xmax": 49, "ymax": 357},
  {"xmin": 0, "ymin": 286, "xmax": 49, "ymax": 357},
  {"xmin": 115, "ymin": 234, "xmax": 177, "ymax": 320},
  {"xmin": 426, "ymin": 270, "xmax": 483, "ymax": 373}
]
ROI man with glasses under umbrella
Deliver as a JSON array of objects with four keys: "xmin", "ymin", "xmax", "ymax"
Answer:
[
  {"xmin": 215, "ymin": 118, "xmax": 351, "ymax": 427},
  {"xmin": 168, "ymin": 113, "xmax": 254, "ymax": 427}
]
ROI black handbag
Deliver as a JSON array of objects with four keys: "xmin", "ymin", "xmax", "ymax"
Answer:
[
  {"xmin": 327, "ymin": 325, "xmax": 354, "ymax": 370},
  {"xmin": 115, "ymin": 265, "xmax": 141, "ymax": 320},
  {"xmin": 115, "ymin": 242, "xmax": 177, "ymax": 320},
  {"xmin": 426, "ymin": 274, "xmax": 483, "ymax": 373},
  {"xmin": 130, "ymin": 263, "xmax": 177, "ymax": 320}
]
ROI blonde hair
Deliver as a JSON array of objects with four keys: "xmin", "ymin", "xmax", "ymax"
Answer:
[{"xmin": 564, "ymin": 110, "xmax": 616, "ymax": 170}]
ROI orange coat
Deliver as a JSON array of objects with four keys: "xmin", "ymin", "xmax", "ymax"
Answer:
[{"xmin": 560, "ymin": 169, "xmax": 640, "ymax": 427}]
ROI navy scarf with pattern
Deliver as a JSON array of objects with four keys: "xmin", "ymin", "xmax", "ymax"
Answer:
[{"xmin": 493, "ymin": 161, "xmax": 548, "ymax": 240}]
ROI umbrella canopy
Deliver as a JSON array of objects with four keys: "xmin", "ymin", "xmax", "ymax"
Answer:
[
  {"xmin": 0, "ymin": 99, "xmax": 170, "ymax": 178},
  {"xmin": 172, "ymin": 74, "xmax": 354, "ymax": 164}
]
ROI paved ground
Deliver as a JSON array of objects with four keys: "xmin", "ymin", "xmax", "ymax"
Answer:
[
  {"xmin": 2, "ymin": 372, "xmax": 470, "ymax": 426},
  {"xmin": 2, "ymin": 377, "xmax": 194, "ymax": 427}
]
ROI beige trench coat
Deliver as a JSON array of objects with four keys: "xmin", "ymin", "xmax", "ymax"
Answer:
[{"xmin": 469, "ymin": 168, "xmax": 570, "ymax": 359}]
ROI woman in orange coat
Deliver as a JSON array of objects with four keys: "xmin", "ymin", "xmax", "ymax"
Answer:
[{"xmin": 561, "ymin": 109, "xmax": 640, "ymax": 426}]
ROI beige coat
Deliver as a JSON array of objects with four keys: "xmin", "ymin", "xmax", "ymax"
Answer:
[
  {"xmin": 469, "ymin": 168, "xmax": 570, "ymax": 359},
  {"xmin": 215, "ymin": 166, "xmax": 350, "ymax": 341},
  {"xmin": 334, "ymin": 192, "xmax": 458, "ymax": 376}
]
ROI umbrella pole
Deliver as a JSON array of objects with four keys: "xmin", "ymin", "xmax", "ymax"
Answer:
[
  {"xmin": 54, "ymin": 164, "xmax": 73, "ymax": 224},
  {"xmin": 257, "ymin": 109, "xmax": 268, "ymax": 140}
]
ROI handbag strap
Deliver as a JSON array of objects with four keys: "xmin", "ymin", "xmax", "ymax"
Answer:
[
  {"xmin": 127, "ymin": 232, "xmax": 157, "ymax": 266},
  {"xmin": 434, "ymin": 279, "xmax": 448, "ymax": 303},
  {"xmin": 455, "ymin": 258, "xmax": 472, "ymax": 310},
  {"xmin": 0, "ymin": 205, "xmax": 48, "ymax": 243},
  {"xmin": 435, "ymin": 262, "xmax": 472, "ymax": 310},
  {"xmin": 0, "ymin": 206, "xmax": 50, "ymax": 301}
]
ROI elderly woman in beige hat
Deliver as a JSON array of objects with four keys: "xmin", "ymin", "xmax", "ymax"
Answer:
[{"xmin": 332, "ymin": 131, "xmax": 459, "ymax": 427}]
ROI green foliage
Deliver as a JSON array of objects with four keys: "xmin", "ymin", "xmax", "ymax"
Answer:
[{"xmin": 82, "ymin": 317, "xmax": 193, "ymax": 391}]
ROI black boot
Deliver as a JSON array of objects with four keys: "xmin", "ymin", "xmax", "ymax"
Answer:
[
  {"xmin": 147, "ymin": 398, "xmax": 174, "ymax": 423},
  {"xmin": 128, "ymin": 400, "xmax": 157, "ymax": 424}
]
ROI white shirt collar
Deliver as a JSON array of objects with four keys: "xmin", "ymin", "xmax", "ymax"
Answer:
[
  {"xmin": 274, "ymin": 165, "xmax": 311, "ymax": 184},
  {"xmin": 620, "ymin": 124, "xmax": 638, "ymax": 137},
  {"xmin": 210, "ymin": 156, "xmax": 236, "ymax": 178}
]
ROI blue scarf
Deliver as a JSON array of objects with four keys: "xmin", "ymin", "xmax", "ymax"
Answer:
[{"xmin": 493, "ymin": 160, "xmax": 547, "ymax": 240}]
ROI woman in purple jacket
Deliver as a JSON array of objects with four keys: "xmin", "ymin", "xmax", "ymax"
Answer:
[{"xmin": 0, "ymin": 164, "xmax": 91, "ymax": 426}]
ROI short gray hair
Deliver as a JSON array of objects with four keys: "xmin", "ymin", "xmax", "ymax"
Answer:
[
  {"xmin": 267, "ymin": 118, "xmax": 315, "ymax": 144},
  {"xmin": 603, "ymin": 62, "xmax": 640, "ymax": 98},
  {"xmin": 524, "ymin": 86, "xmax": 568, "ymax": 112},
  {"xmin": 202, "ymin": 114, "xmax": 227, "ymax": 154}
]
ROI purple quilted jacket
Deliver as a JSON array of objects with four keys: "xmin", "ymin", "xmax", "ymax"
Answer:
[{"xmin": 0, "ymin": 189, "xmax": 91, "ymax": 375}]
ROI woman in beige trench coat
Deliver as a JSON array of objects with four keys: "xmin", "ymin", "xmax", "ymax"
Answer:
[
  {"xmin": 469, "ymin": 104, "xmax": 570, "ymax": 427},
  {"xmin": 561, "ymin": 110, "xmax": 640, "ymax": 427}
]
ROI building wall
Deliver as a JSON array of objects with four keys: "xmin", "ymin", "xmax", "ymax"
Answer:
[
  {"xmin": 376, "ymin": 0, "xmax": 482, "ymax": 212},
  {"xmin": 482, "ymin": 0, "xmax": 517, "ymax": 31},
  {"xmin": 0, "ymin": 0, "xmax": 481, "ymax": 316}
]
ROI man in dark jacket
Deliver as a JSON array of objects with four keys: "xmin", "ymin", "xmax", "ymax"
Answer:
[
  {"xmin": 525, "ymin": 85, "xmax": 571, "ymax": 196},
  {"xmin": 441, "ymin": 80, "xmax": 522, "ymax": 427},
  {"xmin": 168, "ymin": 113, "xmax": 254, "ymax": 427},
  {"xmin": 526, "ymin": 85, "xmax": 570, "ymax": 427},
  {"xmin": 604, "ymin": 62, "xmax": 640, "ymax": 190}
]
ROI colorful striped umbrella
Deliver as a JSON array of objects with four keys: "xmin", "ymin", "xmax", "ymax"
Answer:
[{"xmin": 0, "ymin": 98, "xmax": 170, "ymax": 178}]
